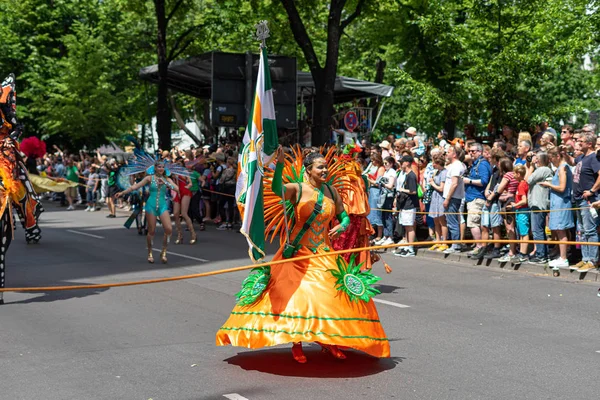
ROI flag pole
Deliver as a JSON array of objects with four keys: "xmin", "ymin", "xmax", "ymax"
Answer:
[{"xmin": 254, "ymin": 21, "xmax": 290, "ymax": 246}]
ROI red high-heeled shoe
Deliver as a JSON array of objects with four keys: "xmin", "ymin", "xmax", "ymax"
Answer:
[
  {"xmin": 317, "ymin": 342, "xmax": 346, "ymax": 359},
  {"xmin": 292, "ymin": 342, "xmax": 307, "ymax": 363}
]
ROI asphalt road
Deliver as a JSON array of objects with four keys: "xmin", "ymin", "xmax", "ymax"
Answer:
[{"xmin": 1, "ymin": 204, "xmax": 599, "ymax": 400}]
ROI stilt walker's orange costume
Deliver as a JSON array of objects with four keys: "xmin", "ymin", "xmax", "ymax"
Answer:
[
  {"xmin": 217, "ymin": 147, "xmax": 390, "ymax": 360},
  {"xmin": 0, "ymin": 74, "xmax": 43, "ymax": 304}
]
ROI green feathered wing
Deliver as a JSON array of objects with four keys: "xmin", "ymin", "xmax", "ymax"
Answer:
[
  {"xmin": 235, "ymin": 267, "xmax": 271, "ymax": 306},
  {"xmin": 328, "ymin": 253, "xmax": 382, "ymax": 303}
]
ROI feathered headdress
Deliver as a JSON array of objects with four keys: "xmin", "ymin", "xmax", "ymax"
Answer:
[
  {"xmin": 20, "ymin": 137, "xmax": 47, "ymax": 159},
  {"xmin": 341, "ymin": 140, "xmax": 362, "ymax": 157},
  {"xmin": 121, "ymin": 135, "xmax": 189, "ymax": 178}
]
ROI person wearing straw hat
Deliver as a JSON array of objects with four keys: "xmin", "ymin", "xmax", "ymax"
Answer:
[
  {"xmin": 379, "ymin": 139, "xmax": 392, "ymax": 159},
  {"xmin": 406, "ymin": 127, "xmax": 425, "ymax": 156}
]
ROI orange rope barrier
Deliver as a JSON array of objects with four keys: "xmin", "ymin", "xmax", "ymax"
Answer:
[
  {"xmin": 370, "ymin": 205, "xmax": 591, "ymax": 215},
  {"xmin": 0, "ymin": 239, "xmax": 597, "ymax": 293},
  {"xmin": 200, "ymin": 187, "xmax": 593, "ymax": 216}
]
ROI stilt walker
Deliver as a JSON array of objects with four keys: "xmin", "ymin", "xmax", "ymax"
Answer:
[{"xmin": 0, "ymin": 73, "xmax": 44, "ymax": 304}]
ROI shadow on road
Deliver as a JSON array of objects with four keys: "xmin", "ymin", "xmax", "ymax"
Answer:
[
  {"xmin": 374, "ymin": 284, "xmax": 405, "ymax": 294},
  {"xmin": 224, "ymin": 346, "xmax": 404, "ymax": 378},
  {"xmin": 5, "ymin": 207, "xmax": 279, "ymax": 293},
  {"xmin": 5, "ymin": 284, "xmax": 109, "ymax": 304}
]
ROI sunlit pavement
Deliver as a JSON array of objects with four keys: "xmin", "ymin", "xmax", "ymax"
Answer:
[{"xmin": 1, "ymin": 204, "xmax": 599, "ymax": 400}]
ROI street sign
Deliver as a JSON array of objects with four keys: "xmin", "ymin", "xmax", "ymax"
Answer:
[{"xmin": 344, "ymin": 111, "xmax": 358, "ymax": 132}]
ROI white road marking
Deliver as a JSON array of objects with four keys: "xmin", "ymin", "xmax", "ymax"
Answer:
[
  {"xmin": 223, "ymin": 394, "xmax": 249, "ymax": 400},
  {"xmin": 67, "ymin": 230, "xmax": 105, "ymax": 239},
  {"xmin": 152, "ymin": 249, "xmax": 209, "ymax": 262},
  {"xmin": 374, "ymin": 298, "xmax": 411, "ymax": 308},
  {"xmin": 596, "ymin": 351, "xmax": 600, "ymax": 353}
]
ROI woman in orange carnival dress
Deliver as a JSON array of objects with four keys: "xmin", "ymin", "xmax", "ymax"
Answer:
[{"xmin": 216, "ymin": 149, "xmax": 390, "ymax": 363}]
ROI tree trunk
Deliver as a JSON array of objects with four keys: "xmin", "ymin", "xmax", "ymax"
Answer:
[
  {"xmin": 444, "ymin": 105, "xmax": 457, "ymax": 139},
  {"xmin": 310, "ymin": 68, "xmax": 335, "ymax": 146},
  {"xmin": 369, "ymin": 58, "xmax": 386, "ymax": 123},
  {"xmin": 154, "ymin": 0, "xmax": 171, "ymax": 151},
  {"xmin": 279, "ymin": 0, "xmax": 365, "ymax": 145},
  {"xmin": 312, "ymin": 88, "xmax": 335, "ymax": 146}
]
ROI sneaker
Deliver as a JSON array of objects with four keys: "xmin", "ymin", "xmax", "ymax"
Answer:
[
  {"xmin": 484, "ymin": 248, "xmax": 502, "ymax": 259},
  {"xmin": 467, "ymin": 247, "xmax": 480, "ymax": 256},
  {"xmin": 66, "ymin": 205, "xmax": 74, "ymax": 211},
  {"xmin": 393, "ymin": 248, "xmax": 407, "ymax": 257},
  {"xmin": 577, "ymin": 262, "xmax": 596, "ymax": 273},
  {"xmin": 498, "ymin": 254, "xmax": 514, "ymax": 263},
  {"xmin": 443, "ymin": 247, "xmax": 459, "ymax": 254},
  {"xmin": 570, "ymin": 260, "xmax": 586, "ymax": 271},
  {"xmin": 436, "ymin": 244, "xmax": 449, "ymax": 252},
  {"xmin": 216, "ymin": 223, "xmax": 229, "ymax": 231},
  {"xmin": 90, "ymin": 208, "xmax": 96, "ymax": 212},
  {"xmin": 106, "ymin": 214, "xmax": 116, "ymax": 218},
  {"xmin": 372, "ymin": 237, "xmax": 384, "ymax": 245},
  {"xmin": 528, "ymin": 256, "xmax": 548, "ymax": 265},
  {"xmin": 549, "ymin": 258, "xmax": 569, "ymax": 269},
  {"xmin": 516, "ymin": 253, "xmax": 529, "ymax": 263},
  {"xmin": 380, "ymin": 237, "xmax": 394, "ymax": 246},
  {"xmin": 85, "ymin": 206, "xmax": 91, "ymax": 212},
  {"xmin": 428, "ymin": 243, "xmax": 440, "ymax": 251},
  {"xmin": 468, "ymin": 247, "xmax": 485, "ymax": 259},
  {"xmin": 401, "ymin": 249, "xmax": 416, "ymax": 257}
]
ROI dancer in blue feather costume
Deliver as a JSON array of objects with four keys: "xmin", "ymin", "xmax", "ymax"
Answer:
[{"xmin": 116, "ymin": 137, "xmax": 190, "ymax": 264}]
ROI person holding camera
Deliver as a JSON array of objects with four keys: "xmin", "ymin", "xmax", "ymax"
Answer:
[
  {"xmin": 525, "ymin": 152, "xmax": 553, "ymax": 264},
  {"xmin": 464, "ymin": 143, "xmax": 492, "ymax": 259},
  {"xmin": 366, "ymin": 153, "xmax": 385, "ymax": 243},
  {"xmin": 569, "ymin": 132, "xmax": 600, "ymax": 272},
  {"xmin": 374, "ymin": 156, "xmax": 397, "ymax": 246},
  {"xmin": 442, "ymin": 145, "xmax": 466, "ymax": 254},
  {"xmin": 514, "ymin": 140, "xmax": 532, "ymax": 166}
]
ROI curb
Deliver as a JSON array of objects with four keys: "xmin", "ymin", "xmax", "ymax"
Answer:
[{"xmin": 387, "ymin": 248, "xmax": 600, "ymax": 283}]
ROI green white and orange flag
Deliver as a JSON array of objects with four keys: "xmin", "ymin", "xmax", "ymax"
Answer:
[{"xmin": 236, "ymin": 46, "xmax": 278, "ymax": 262}]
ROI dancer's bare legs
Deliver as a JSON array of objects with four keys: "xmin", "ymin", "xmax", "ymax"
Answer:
[{"xmin": 158, "ymin": 211, "xmax": 172, "ymax": 263}]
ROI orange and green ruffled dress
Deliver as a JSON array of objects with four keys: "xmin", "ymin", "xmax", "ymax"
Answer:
[{"xmin": 216, "ymin": 189, "xmax": 390, "ymax": 358}]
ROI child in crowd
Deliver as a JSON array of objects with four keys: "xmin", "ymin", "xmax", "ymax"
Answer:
[
  {"xmin": 86, "ymin": 166, "xmax": 99, "ymax": 212},
  {"xmin": 507, "ymin": 165, "xmax": 530, "ymax": 262}
]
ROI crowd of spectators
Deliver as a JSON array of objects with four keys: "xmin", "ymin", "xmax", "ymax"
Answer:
[
  {"xmin": 362, "ymin": 122, "xmax": 600, "ymax": 273},
  {"xmin": 27, "ymin": 120, "xmax": 600, "ymax": 274},
  {"xmin": 28, "ymin": 143, "xmax": 242, "ymax": 232}
]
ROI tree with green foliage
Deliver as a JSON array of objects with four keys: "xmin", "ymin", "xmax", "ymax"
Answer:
[{"xmin": 279, "ymin": 0, "xmax": 366, "ymax": 145}]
